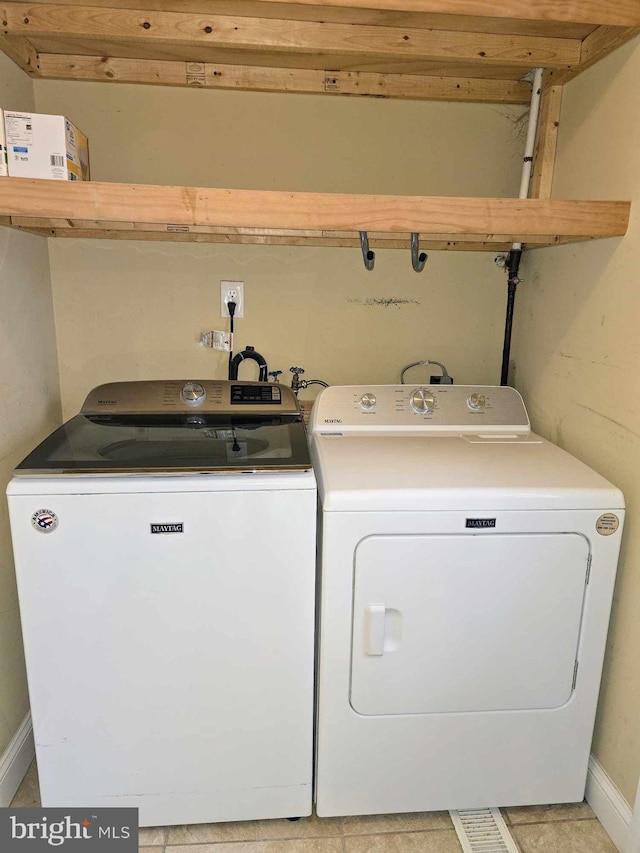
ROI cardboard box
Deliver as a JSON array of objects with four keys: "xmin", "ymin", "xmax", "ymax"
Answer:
[
  {"xmin": 0, "ymin": 110, "xmax": 7, "ymax": 177},
  {"xmin": 4, "ymin": 111, "xmax": 90, "ymax": 180}
]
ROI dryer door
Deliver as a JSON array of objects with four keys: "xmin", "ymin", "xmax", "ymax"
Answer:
[{"xmin": 350, "ymin": 533, "xmax": 589, "ymax": 715}]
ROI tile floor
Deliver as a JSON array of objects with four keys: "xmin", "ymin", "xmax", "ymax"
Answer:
[{"xmin": 11, "ymin": 761, "xmax": 618, "ymax": 853}]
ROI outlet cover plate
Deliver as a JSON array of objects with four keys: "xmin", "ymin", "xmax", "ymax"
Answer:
[{"xmin": 221, "ymin": 280, "xmax": 244, "ymax": 318}]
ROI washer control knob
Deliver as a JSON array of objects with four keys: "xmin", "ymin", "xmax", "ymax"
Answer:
[
  {"xmin": 410, "ymin": 388, "xmax": 435, "ymax": 414},
  {"xmin": 360, "ymin": 393, "xmax": 377, "ymax": 410},
  {"xmin": 181, "ymin": 382, "xmax": 206, "ymax": 406},
  {"xmin": 467, "ymin": 392, "xmax": 487, "ymax": 411}
]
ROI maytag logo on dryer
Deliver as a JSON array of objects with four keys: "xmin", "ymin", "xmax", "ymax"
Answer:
[
  {"xmin": 31, "ymin": 509, "xmax": 59, "ymax": 533},
  {"xmin": 150, "ymin": 523, "xmax": 184, "ymax": 534},
  {"xmin": 324, "ymin": 418, "xmax": 343, "ymax": 424},
  {"xmin": 466, "ymin": 518, "xmax": 497, "ymax": 529}
]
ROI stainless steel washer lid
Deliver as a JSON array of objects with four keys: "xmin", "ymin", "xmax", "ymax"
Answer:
[{"xmin": 15, "ymin": 380, "xmax": 312, "ymax": 476}]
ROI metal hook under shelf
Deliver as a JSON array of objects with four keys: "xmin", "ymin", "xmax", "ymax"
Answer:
[
  {"xmin": 359, "ymin": 231, "xmax": 375, "ymax": 271},
  {"xmin": 411, "ymin": 232, "xmax": 428, "ymax": 273}
]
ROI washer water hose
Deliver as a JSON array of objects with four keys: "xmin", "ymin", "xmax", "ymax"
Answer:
[
  {"xmin": 289, "ymin": 367, "xmax": 329, "ymax": 395},
  {"xmin": 229, "ymin": 346, "xmax": 268, "ymax": 382}
]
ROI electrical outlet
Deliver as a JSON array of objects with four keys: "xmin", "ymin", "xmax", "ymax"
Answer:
[{"xmin": 221, "ymin": 281, "xmax": 244, "ymax": 318}]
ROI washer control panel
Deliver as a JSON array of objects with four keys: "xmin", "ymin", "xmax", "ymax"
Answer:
[
  {"xmin": 82, "ymin": 380, "xmax": 298, "ymax": 416},
  {"xmin": 310, "ymin": 385, "xmax": 530, "ymax": 432}
]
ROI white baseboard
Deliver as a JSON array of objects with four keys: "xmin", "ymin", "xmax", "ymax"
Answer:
[
  {"xmin": 0, "ymin": 713, "xmax": 35, "ymax": 807},
  {"xmin": 0, "ymin": 726, "xmax": 635, "ymax": 849},
  {"xmin": 586, "ymin": 754, "xmax": 633, "ymax": 853},
  {"xmin": 626, "ymin": 777, "xmax": 640, "ymax": 853}
]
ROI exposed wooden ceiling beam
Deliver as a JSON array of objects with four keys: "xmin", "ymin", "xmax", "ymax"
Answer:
[
  {"xmin": 0, "ymin": 3, "xmax": 636, "ymax": 100},
  {"xmin": 37, "ymin": 53, "xmax": 532, "ymax": 102},
  {"xmin": 0, "ymin": 30, "xmax": 40, "ymax": 73},
  {"xmin": 245, "ymin": 0, "xmax": 640, "ymax": 28},
  {"xmin": 530, "ymin": 74, "xmax": 562, "ymax": 199},
  {"xmin": 7, "ymin": 218, "xmax": 518, "ymax": 250},
  {"xmin": 24, "ymin": 38, "xmax": 540, "ymax": 79},
  {"xmin": 0, "ymin": 3, "xmax": 582, "ymax": 69},
  {"xmin": 547, "ymin": 24, "xmax": 640, "ymax": 84},
  {"xmin": 13, "ymin": 1, "xmax": 598, "ymax": 39}
]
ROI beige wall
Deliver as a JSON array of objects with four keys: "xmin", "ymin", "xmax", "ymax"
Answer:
[
  {"xmin": 34, "ymin": 80, "xmax": 524, "ymax": 417},
  {"xmin": 513, "ymin": 36, "xmax": 640, "ymax": 804},
  {"xmin": 47, "ymin": 239, "xmax": 515, "ymax": 418},
  {"xmin": 34, "ymin": 82, "xmax": 523, "ymax": 194},
  {"xmin": 0, "ymin": 53, "xmax": 62, "ymax": 761}
]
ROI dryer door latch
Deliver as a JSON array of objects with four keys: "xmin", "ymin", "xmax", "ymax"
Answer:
[{"xmin": 364, "ymin": 605, "xmax": 386, "ymax": 656}]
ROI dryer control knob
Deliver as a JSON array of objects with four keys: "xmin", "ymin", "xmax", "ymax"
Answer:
[
  {"xmin": 410, "ymin": 388, "xmax": 435, "ymax": 414},
  {"xmin": 360, "ymin": 393, "xmax": 376, "ymax": 410},
  {"xmin": 467, "ymin": 392, "xmax": 486, "ymax": 411},
  {"xmin": 181, "ymin": 382, "xmax": 206, "ymax": 406}
]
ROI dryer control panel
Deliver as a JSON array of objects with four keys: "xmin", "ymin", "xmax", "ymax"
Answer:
[{"xmin": 310, "ymin": 385, "xmax": 530, "ymax": 433}]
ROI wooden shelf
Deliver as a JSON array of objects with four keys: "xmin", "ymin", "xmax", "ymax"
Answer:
[
  {"xmin": 1, "ymin": 4, "xmax": 634, "ymax": 242},
  {"xmin": 0, "ymin": 178, "xmax": 630, "ymax": 251},
  {"xmin": 1, "ymin": 1, "xmax": 639, "ymax": 102}
]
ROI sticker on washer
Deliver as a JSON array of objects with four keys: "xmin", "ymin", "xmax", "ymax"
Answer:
[
  {"xmin": 31, "ymin": 509, "xmax": 58, "ymax": 533},
  {"xmin": 596, "ymin": 513, "xmax": 620, "ymax": 536}
]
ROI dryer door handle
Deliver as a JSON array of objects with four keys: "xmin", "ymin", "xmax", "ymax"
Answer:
[{"xmin": 364, "ymin": 604, "xmax": 386, "ymax": 656}]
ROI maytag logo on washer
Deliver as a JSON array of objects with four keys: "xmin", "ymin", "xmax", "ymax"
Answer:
[
  {"xmin": 150, "ymin": 523, "xmax": 184, "ymax": 534},
  {"xmin": 465, "ymin": 518, "xmax": 497, "ymax": 529},
  {"xmin": 31, "ymin": 509, "xmax": 59, "ymax": 533}
]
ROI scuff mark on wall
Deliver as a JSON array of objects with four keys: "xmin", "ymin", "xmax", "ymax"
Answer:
[
  {"xmin": 576, "ymin": 403, "xmax": 640, "ymax": 440},
  {"xmin": 557, "ymin": 352, "xmax": 623, "ymax": 370},
  {"xmin": 348, "ymin": 297, "xmax": 421, "ymax": 308}
]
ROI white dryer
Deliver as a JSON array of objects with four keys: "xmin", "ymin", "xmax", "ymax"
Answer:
[{"xmin": 309, "ymin": 384, "xmax": 624, "ymax": 817}]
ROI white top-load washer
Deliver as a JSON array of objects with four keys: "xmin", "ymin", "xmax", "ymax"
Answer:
[
  {"xmin": 310, "ymin": 384, "xmax": 624, "ymax": 817},
  {"xmin": 7, "ymin": 380, "xmax": 316, "ymax": 827}
]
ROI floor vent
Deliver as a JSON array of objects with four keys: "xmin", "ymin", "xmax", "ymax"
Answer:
[{"xmin": 449, "ymin": 807, "xmax": 520, "ymax": 853}]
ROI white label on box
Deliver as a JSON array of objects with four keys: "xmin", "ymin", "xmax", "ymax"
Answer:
[
  {"xmin": 49, "ymin": 152, "xmax": 66, "ymax": 178},
  {"xmin": 5, "ymin": 114, "xmax": 33, "ymax": 146}
]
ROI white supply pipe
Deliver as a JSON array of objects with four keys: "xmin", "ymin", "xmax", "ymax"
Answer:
[
  {"xmin": 512, "ymin": 67, "xmax": 544, "ymax": 251},
  {"xmin": 500, "ymin": 67, "xmax": 545, "ymax": 386}
]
